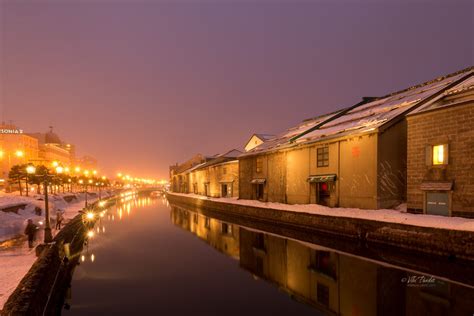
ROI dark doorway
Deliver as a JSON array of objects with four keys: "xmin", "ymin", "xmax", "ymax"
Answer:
[{"xmin": 317, "ymin": 182, "xmax": 330, "ymax": 206}]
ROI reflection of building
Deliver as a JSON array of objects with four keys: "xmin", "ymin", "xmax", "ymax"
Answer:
[
  {"xmin": 239, "ymin": 68, "xmax": 473, "ymax": 209},
  {"xmin": 170, "ymin": 150, "xmax": 241, "ymax": 198},
  {"xmin": 0, "ymin": 123, "xmax": 39, "ymax": 180},
  {"xmin": 169, "ymin": 204, "xmax": 474, "ymax": 315},
  {"xmin": 28, "ymin": 127, "xmax": 73, "ymax": 165},
  {"xmin": 170, "ymin": 206, "xmax": 240, "ymax": 259},
  {"xmin": 407, "ymin": 76, "xmax": 474, "ymax": 218}
]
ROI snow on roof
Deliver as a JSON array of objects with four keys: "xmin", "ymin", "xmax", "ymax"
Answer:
[
  {"xmin": 408, "ymin": 73, "xmax": 474, "ymax": 115},
  {"xmin": 254, "ymin": 134, "xmax": 275, "ymax": 140},
  {"xmin": 240, "ymin": 112, "xmax": 339, "ymax": 156},
  {"xmin": 185, "ymin": 149, "xmax": 241, "ymax": 173},
  {"xmin": 241, "ymin": 67, "xmax": 473, "ymax": 157}
]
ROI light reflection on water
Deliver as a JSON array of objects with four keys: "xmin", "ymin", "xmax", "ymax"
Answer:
[{"xmin": 67, "ymin": 194, "xmax": 474, "ymax": 316}]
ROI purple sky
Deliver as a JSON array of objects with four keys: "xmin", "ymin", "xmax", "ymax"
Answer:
[{"xmin": 1, "ymin": 1, "xmax": 472, "ymax": 178}]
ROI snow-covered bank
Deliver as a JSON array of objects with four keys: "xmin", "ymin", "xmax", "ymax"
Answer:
[
  {"xmin": 168, "ymin": 192, "xmax": 474, "ymax": 232},
  {"xmin": 0, "ymin": 191, "xmax": 113, "ymax": 310},
  {"xmin": 0, "ymin": 191, "xmax": 113, "ymax": 243}
]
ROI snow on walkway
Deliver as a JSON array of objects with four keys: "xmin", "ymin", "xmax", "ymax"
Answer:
[
  {"xmin": 0, "ymin": 194, "xmax": 105, "ymax": 310},
  {"xmin": 169, "ymin": 192, "xmax": 474, "ymax": 232},
  {"xmin": 0, "ymin": 244, "xmax": 37, "ymax": 309}
]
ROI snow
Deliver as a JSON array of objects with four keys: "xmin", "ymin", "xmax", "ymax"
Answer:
[
  {"xmin": 0, "ymin": 246, "xmax": 37, "ymax": 309},
  {"xmin": 0, "ymin": 191, "xmax": 114, "ymax": 310},
  {"xmin": 168, "ymin": 193, "xmax": 474, "ymax": 232}
]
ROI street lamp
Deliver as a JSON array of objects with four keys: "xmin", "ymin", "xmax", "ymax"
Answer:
[
  {"xmin": 25, "ymin": 164, "xmax": 36, "ymax": 197},
  {"xmin": 29, "ymin": 164, "xmax": 63, "ymax": 243}
]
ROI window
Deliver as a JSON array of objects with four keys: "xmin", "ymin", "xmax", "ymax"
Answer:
[
  {"xmin": 433, "ymin": 144, "xmax": 446, "ymax": 165},
  {"xmin": 317, "ymin": 147, "xmax": 329, "ymax": 167},
  {"xmin": 193, "ymin": 214, "xmax": 198, "ymax": 224},
  {"xmin": 222, "ymin": 167, "xmax": 227, "ymax": 175},
  {"xmin": 427, "ymin": 144, "xmax": 448, "ymax": 166},
  {"xmin": 204, "ymin": 217, "xmax": 211, "ymax": 229},
  {"xmin": 256, "ymin": 157, "xmax": 263, "ymax": 173},
  {"xmin": 317, "ymin": 283, "xmax": 329, "ymax": 307}
]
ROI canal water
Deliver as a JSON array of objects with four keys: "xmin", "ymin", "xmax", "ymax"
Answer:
[{"xmin": 63, "ymin": 194, "xmax": 474, "ymax": 315}]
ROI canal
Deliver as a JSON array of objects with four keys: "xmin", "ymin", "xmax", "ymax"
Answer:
[{"xmin": 63, "ymin": 194, "xmax": 474, "ymax": 315}]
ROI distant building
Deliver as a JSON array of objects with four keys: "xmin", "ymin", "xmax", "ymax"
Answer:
[
  {"xmin": 187, "ymin": 149, "xmax": 241, "ymax": 198},
  {"xmin": 239, "ymin": 67, "xmax": 473, "ymax": 209},
  {"xmin": 407, "ymin": 74, "xmax": 474, "ymax": 217},
  {"xmin": 170, "ymin": 150, "xmax": 241, "ymax": 198},
  {"xmin": 170, "ymin": 154, "xmax": 209, "ymax": 193},
  {"xmin": 28, "ymin": 127, "xmax": 73, "ymax": 166},
  {"xmin": 0, "ymin": 123, "xmax": 39, "ymax": 181}
]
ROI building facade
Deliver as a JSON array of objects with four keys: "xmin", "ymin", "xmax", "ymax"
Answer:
[
  {"xmin": 407, "ymin": 75, "xmax": 474, "ymax": 217},
  {"xmin": 172, "ymin": 150, "xmax": 241, "ymax": 198},
  {"xmin": 0, "ymin": 124, "xmax": 39, "ymax": 181},
  {"xmin": 239, "ymin": 68, "xmax": 473, "ymax": 210}
]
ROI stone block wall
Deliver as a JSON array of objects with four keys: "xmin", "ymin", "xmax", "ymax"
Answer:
[{"xmin": 407, "ymin": 102, "xmax": 474, "ymax": 217}]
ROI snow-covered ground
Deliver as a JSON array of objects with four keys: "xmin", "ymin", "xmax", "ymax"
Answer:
[
  {"xmin": 169, "ymin": 192, "xmax": 474, "ymax": 232},
  {"xmin": 0, "ymin": 191, "xmax": 109, "ymax": 310}
]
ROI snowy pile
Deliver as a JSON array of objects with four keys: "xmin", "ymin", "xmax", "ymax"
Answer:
[
  {"xmin": 169, "ymin": 193, "xmax": 474, "ymax": 232},
  {"xmin": 0, "ymin": 192, "xmax": 105, "ymax": 243}
]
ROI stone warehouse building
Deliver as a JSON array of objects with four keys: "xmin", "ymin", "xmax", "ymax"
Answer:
[
  {"xmin": 407, "ymin": 73, "xmax": 474, "ymax": 217},
  {"xmin": 239, "ymin": 67, "xmax": 473, "ymax": 209},
  {"xmin": 170, "ymin": 154, "xmax": 209, "ymax": 193},
  {"xmin": 171, "ymin": 150, "xmax": 241, "ymax": 198}
]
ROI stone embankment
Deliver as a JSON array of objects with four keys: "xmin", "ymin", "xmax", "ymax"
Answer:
[{"xmin": 167, "ymin": 193, "xmax": 474, "ymax": 260}]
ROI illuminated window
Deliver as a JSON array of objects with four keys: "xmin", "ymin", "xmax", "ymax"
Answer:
[
  {"xmin": 432, "ymin": 145, "xmax": 447, "ymax": 165},
  {"xmin": 317, "ymin": 147, "xmax": 329, "ymax": 167}
]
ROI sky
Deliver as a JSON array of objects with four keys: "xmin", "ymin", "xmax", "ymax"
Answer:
[{"xmin": 0, "ymin": 0, "xmax": 473, "ymax": 179}]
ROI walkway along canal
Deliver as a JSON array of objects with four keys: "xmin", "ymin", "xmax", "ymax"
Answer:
[{"xmin": 7, "ymin": 192, "xmax": 473, "ymax": 315}]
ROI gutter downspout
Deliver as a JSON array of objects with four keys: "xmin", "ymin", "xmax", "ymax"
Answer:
[{"xmin": 289, "ymin": 97, "xmax": 377, "ymax": 143}]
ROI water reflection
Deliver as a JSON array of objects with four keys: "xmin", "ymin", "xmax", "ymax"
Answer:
[{"xmin": 170, "ymin": 205, "xmax": 474, "ymax": 316}]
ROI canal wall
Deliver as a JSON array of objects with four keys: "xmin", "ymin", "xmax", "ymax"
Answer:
[{"xmin": 166, "ymin": 193, "xmax": 474, "ymax": 260}]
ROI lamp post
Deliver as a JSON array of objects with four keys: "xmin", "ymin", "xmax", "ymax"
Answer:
[
  {"xmin": 30, "ymin": 165, "xmax": 64, "ymax": 243},
  {"xmin": 25, "ymin": 164, "xmax": 36, "ymax": 197}
]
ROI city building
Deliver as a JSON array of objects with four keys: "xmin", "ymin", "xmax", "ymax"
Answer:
[
  {"xmin": 28, "ymin": 127, "xmax": 73, "ymax": 166},
  {"xmin": 0, "ymin": 123, "xmax": 39, "ymax": 182},
  {"xmin": 407, "ymin": 73, "xmax": 474, "ymax": 217},
  {"xmin": 239, "ymin": 67, "xmax": 473, "ymax": 209}
]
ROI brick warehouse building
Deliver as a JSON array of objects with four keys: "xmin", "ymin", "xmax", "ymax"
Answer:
[{"xmin": 407, "ymin": 73, "xmax": 474, "ymax": 218}]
